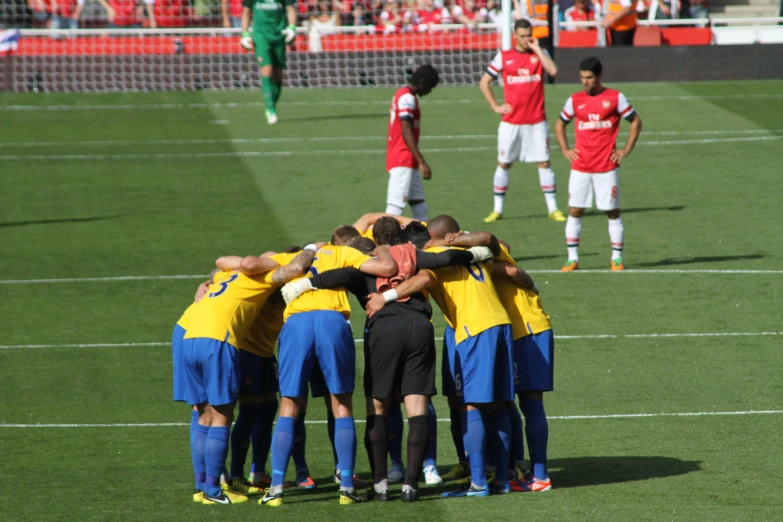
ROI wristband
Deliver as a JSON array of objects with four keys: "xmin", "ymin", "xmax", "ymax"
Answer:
[
  {"xmin": 304, "ymin": 244, "xmax": 318, "ymax": 252},
  {"xmin": 382, "ymin": 289, "xmax": 399, "ymax": 303},
  {"xmin": 241, "ymin": 31, "xmax": 250, "ymax": 37},
  {"xmin": 287, "ymin": 24, "xmax": 296, "ymax": 30}
]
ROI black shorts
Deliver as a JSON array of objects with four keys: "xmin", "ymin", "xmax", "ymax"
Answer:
[
  {"xmin": 364, "ymin": 315, "xmax": 436, "ymax": 399},
  {"xmin": 611, "ymin": 28, "xmax": 636, "ymax": 46}
]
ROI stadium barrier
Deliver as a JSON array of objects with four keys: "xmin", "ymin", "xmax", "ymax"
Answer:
[{"xmin": 1, "ymin": 21, "xmax": 783, "ymax": 92}]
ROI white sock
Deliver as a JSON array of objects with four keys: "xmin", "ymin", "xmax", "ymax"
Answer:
[
  {"xmin": 565, "ymin": 215, "xmax": 582, "ymax": 261},
  {"xmin": 609, "ymin": 217, "xmax": 624, "ymax": 260},
  {"xmin": 538, "ymin": 167, "xmax": 558, "ymax": 214},
  {"xmin": 374, "ymin": 479, "xmax": 389, "ymax": 493},
  {"xmin": 385, "ymin": 204, "xmax": 403, "ymax": 216},
  {"xmin": 493, "ymin": 166, "xmax": 510, "ymax": 213},
  {"xmin": 411, "ymin": 201, "xmax": 428, "ymax": 221}
]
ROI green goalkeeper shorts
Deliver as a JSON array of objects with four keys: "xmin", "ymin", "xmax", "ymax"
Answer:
[{"xmin": 253, "ymin": 37, "xmax": 287, "ymax": 70}]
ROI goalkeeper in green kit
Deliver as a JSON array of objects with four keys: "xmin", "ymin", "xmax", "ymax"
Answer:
[{"xmin": 241, "ymin": 0, "xmax": 297, "ymax": 125}]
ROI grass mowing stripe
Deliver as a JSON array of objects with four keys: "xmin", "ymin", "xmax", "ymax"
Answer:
[
  {"xmin": 2, "ymin": 93, "xmax": 783, "ymax": 112},
  {"xmin": 3, "ymin": 410, "xmax": 781, "ymax": 428},
  {"xmin": 2, "ymin": 269, "xmax": 781, "ymax": 284},
  {"xmin": 2, "ymin": 136, "xmax": 782, "ymax": 161},
  {"xmin": 4, "ymin": 129, "xmax": 783, "ymax": 148},
  {"xmin": 1, "ymin": 331, "xmax": 779, "ymax": 350}
]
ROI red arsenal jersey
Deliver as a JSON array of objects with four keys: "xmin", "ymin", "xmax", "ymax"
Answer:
[
  {"xmin": 387, "ymin": 86, "xmax": 421, "ymax": 171},
  {"xmin": 487, "ymin": 49, "xmax": 547, "ymax": 125},
  {"xmin": 415, "ymin": 7, "xmax": 451, "ymax": 25},
  {"xmin": 560, "ymin": 87, "xmax": 635, "ymax": 173}
]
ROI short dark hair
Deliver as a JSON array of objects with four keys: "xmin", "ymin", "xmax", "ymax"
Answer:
[
  {"xmin": 579, "ymin": 56, "xmax": 603, "ymax": 76},
  {"xmin": 404, "ymin": 222, "xmax": 431, "ymax": 249},
  {"xmin": 426, "ymin": 214, "xmax": 460, "ymax": 239},
  {"xmin": 331, "ymin": 225, "xmax": 361, "ymax": 246},
  {"xmin": 514, "ymin": 19, "xmax": 532, "ymax": 31},
  {"xmin": 283, "ymin": 245, "xmax": 303, "ymax": 254},
  {"xmin": 411, "ymin": 64, "xmax": 439, "ymax": 91},
  {"xmin": 373, "ymin": 216, "xmax": 404, "ymax": 246},
  {"xmin": 350, "ymin": 236, "xmax": 377, "ymax": 255}
]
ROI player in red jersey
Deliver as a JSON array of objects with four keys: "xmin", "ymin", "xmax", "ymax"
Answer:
[
  {"xmin": 563, "ymin": 0, "xmax": 595, "ymax": 31},
  {"xmin": 480, "ymin": 19, "xmax": 565, "ymax": 224},
  {"xmin": 555, "ymin": 57, "xmax": 642, "ymax": 272},
  {"xmin": 385, "ymin": 64, "xmax": 440, "ymax": 221},
  {"xmin": 414, "ymin": 0, "xmax": 451, "ymax": 32}
]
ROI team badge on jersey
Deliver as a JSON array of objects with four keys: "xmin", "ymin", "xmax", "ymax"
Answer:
[
  {"xmin": 531, "ymin": 56, "xmax": 539, "ymax": 64},
  {"xmin": 602, "ymin": 99, "xmax": 612, "ymax": 109}
]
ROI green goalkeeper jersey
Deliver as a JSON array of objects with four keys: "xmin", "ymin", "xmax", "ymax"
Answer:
[{"xmin": 243, "ymin": 0, "xmax": 295, "ymax": 43}]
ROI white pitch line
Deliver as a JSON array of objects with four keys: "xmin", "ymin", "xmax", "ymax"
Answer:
[
  {"xmin": 1, "ymin": 93, "xmax": 782, "ymax": 112},
  {"xmin": 1, "ymin": 136, "xmax": 782, "ymax": 161},
  {"xmin": 2, "ymin": 129, "xmax": 782, "ymax": 149},
  {"xmin": 1, "ymin": 331, "xmax": 779, "ymax": 350},
  {"xmin": 2, "ymin": 410, "xmax": 781, "ymax": 428},
  {"xmin": 2, "ymin": 268, "xmax": 781, "ymax": 285}
]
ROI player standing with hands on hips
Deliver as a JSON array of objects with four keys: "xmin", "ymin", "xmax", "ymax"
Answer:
[
  {"xmin": 480, "ymin": 19, "xmax": 566, "ymax": 224},
  {"xmin": 241, "ymin": 0, "xmax": 297, "ymax": 125},
  {"xmin": 555, "ymin": 57, "xmax": 642, "ymax": 272},
  {"xmin": 385, "ymin": 65, "xmax": 440, "ymax": 221}
]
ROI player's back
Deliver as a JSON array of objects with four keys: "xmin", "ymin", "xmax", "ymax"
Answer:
[
  {"xmin": 184, "ymin": 252, "xmax": 297, "ymax": 348},
  {"xmin": 243, "ymin": 296, "xmax": 285, "ymax": 357},
  {"xmin": 284, "ymin": 245, "xmax": 371, "ymax": 320},
  {"xmin": 425, "ymin": 246, "xmax": 510, "ymax": 344},
  {"xmin": 387, "ymin": 86, "xmax": 421, "ymax": 171},
  {"xmin": 176, "ymin": 301, "xmax": 198, "ymax": 330},
  {"xmin": 493, "ymin": 245, "xmax": 552, "ymax": 338}
]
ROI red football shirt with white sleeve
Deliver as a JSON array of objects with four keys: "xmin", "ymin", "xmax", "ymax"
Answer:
[
  {"xmin": 559, "ymin": 88, "xmax": 635, "ymax": 173},
  {"xmin": 387, "ymin": 86, "xmax": 421, "ymax": 171},
  {"xmin": 416, "ymin": 7, "xmax": 451, "ymax": 26},
  {"xmin": 486, "ymin": 49, "xmax": 547, "ymax": 125}
]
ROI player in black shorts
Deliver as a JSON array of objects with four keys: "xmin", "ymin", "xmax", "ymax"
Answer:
[{"xmin": 281, "ymin": 218, "xmax": 494, "ymax": 502}]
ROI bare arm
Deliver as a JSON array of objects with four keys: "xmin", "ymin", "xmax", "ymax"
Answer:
[
  {"xmin": 242, "ymin": 6, "xmax": 251, "ymax": 32},
  {"xmin": 402, "ymin": 118, "xmax": 431, "ymax": 179},
  {"xmin": 426, "ymin": 231, "xmax": 501, "ymax": 256},
  {"xmin": 611, "ymin": 113, "xmax": 643, "ymax": 164},
  {"xmin": 238, "ymin": 256, "xmax": 281, "ymax": 276},
  {"xmin": 145, "ymin": 2, "xmax": 156, "ymax": 28},
  {"xmin": 555, "ymin": 118, "xmax": 579, "ymax": 163},
  {"xmin": 352, "ymin": 212, "xmax": 417, "ymax": 232},
  {"xmin": 357, "ymin": 244, "xmax": 398, "ymax": 277},
  {"xmin": 97, "ymin": 0, "xmax": 116, "ymax": 20},
  {"xmin": 365, "ymin": 270, "xmax": 435, "ymax": 318},
  {"xmin": 531, "ymin": 41, "xmax": 557, "ymax": 77},
  {"xmin": 602, "ymin": 5, "xmax": 633, "ymax": 27},
  {"xmin": 492, "ymin": 262, "xmax": 536, "ymax": 291},
  {"xmin": 270, "ymin": 249, "xmax": 316, "ymax": 284},
  {"xmin": 287, "ymin": 4, "xmax": 297, "ymax": 26},
  {"xmin": 222, "ymin": 0, "xmax": 231, "ymax": 27},
  {"xmin": 480, "ymin": 72, "xmax": 510, "ymax": 116},
  {"xmin": 216, "ymin": 255, "xmax": 245, "ymax": 271}
]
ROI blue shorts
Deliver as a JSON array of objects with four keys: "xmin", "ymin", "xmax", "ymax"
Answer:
[
  {"xmin": 441, "ymin": 326, "xmax": 457, "ymax": 397},
  {"xmin": 449, "ymin": 325, "xmax": 514, "ymax": 404},
  {"xmin": 182, "ymin": 338, "xmax": 240, "ymax": 407},
  {"xmin": 513, "ymin": 329, "xmax": 555, "ymax": 392},
  {"xmin": 172, "ymin": 324, "xmax": 187, "ymax": 402},
  {"xmin": 238, "ymin": 351, "xmax": 279, "ymax": 397},
  {"xmin": 277, "ymin": 311, "xmax": 356, "ymax": 398}
]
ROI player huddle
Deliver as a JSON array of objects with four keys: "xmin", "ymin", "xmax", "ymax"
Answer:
[{"xmin": 174, "ymin": 212, "xmax": 556, "ymax": 505}]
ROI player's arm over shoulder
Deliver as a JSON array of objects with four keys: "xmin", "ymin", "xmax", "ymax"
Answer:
[
  {"xmin": 492, "ymin": 261, "xmax": 536, "ymax": 291},
  {"xmin": 269, "ymin": 250, "xmax": 317, "ymax": 284},
  {"xmin": 353, "ymin": 244, "xmax": 398, "ymax": 277}
]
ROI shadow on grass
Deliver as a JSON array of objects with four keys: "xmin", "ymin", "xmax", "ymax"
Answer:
[
  {"xmin": 0, "ymin": 215, "xmax": 122, "ymax": 228},
  {"xmin": 548, "ymin": 456, "xmax": 702, "ymax": 488},
  {"xmin": 633, "ymin": 254, "xmax": 764, "ymax": 268},
  {"xmin": 283, "ymin": 113, "xmax": 388, "ymax": 123},
  {"xmin": 500, "ymin": 206, "xmax": 685, "ymax": 222},
  {"xmin": 513, "ymin": 252, "xmax": 597, "ymax": 263}
]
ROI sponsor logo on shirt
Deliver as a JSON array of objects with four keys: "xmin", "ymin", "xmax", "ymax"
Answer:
[
  {"xmin": 578, "ymin": 112, "xmax": 613, "ymax": 130},
  {"xmin": 506, "ymin": 68, "xmax": 542, "ymax": 84}
]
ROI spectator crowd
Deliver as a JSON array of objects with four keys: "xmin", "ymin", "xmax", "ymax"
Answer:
[{"xmin": 6, "ymin": 0, "xmax": 707, "ymax": 31}]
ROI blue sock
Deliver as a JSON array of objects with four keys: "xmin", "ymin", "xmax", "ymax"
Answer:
[
  {"xmin": 450, "ymin": 407, "xmax": 466, "ymax": 463},
  {"xmin": 484, "ymin": 413, "xmax": 497, "ymax": 471},
  {"xmin": 492, "ymin": 408, "xmax": 511, "ymax": 484},
  {"xmin": 424, "ymin": 401, "xmax": 438, "ymax": 468},
  {"xmin": 189, "ymin": 411, "xmax": 199, "ymax": 488},
  {"xmin": 520, "ymin": 398, "xmax": 549, "ymax": 480},
  {"xmin": 190, "ymin": 423, "xmax": 209, "ymax": 492},
  {"xmin": 327, "ymin": 409, "xmax": 339, "ymax": 470},
  {"xmin": 270, "ymin": 416, "xmax": 296, "ymax": 487},
  {"xmin": 507, "ymin": 404, "xmax": 525, "ymax": 469},
  {"xmin": 387, "ymin": 400, "xmax": 404, "ymax": 465},
  {"xmin": 250, "ymin": 400, "xmax": 278, "ymax": 474},
  {"xmin": 230, "ymin": 404, "xmax": 260, "ymax": 478},
  {"xmin": 204, "ymin": 426, "xmax": 230, "ymax": 497},
  {"xmin": 292, "ymin": 413, "xmax": 308, "ymax": 473},
  {"xmin": 462, "ymin": 409, "xmax": 486, "ymax": 487},
  {"xmin": 335, "ymin": 417, "xmax": 357, "ymax": 489}
]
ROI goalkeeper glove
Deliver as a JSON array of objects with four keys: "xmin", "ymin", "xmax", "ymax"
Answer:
[
  {"xmin": 468, "ymin": 246, "xmax": 493, "ymax": 263},
  {"xmin": 281, "ymin": 278, "xmax": 314, "ymax": 305},
  {"xmin": 240, "ymin": 31, "xmax": 253, "ymax": 51},
  {"xmin": 282, "ymin": 24, "xmax": 296, "ymax": 44}
]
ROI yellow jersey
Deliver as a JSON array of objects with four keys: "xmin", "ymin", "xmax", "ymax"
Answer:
[
  {"xmin": 361, "ymin": 228, "xmax": 375, "ymax": 241},
  {"xmin": 176, "ymin": 301, "xmax": 198, "ymax": 330},
  {"xmin": 242, "ymin": 298, "xmax": 285, "ymax": 357},
  {"xmin": 494, "ymin": 245, "xmax": 552, "ymax": 339},
  {"xmin": 284, "ymin": 245, "xmax": 372, "ymax": 321},
  {"xmin": 425, "ymin": 246, "xmax": 511, "ymax": 344},
  {"xmin": 184, "ymin": 252, "xmax": 298, "ymax": 348}
]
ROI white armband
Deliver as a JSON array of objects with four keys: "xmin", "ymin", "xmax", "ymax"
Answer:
[
  {"xmin": 382, "ymin": 289, "xmax": 399, "ymax": 303},
  {"xmin": 304, "ymin": 244, "xmax": 318, "ymax": 252}
]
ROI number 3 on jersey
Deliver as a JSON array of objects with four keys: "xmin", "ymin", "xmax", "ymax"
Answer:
[{"xmin": 209, "ymin": 273, "xmax": 239, "ymax": 298}]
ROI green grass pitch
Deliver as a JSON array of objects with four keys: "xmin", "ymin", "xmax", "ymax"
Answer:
[{"xmin": 0, "ymin": 80, "xmax": 781, "ymax": 521}]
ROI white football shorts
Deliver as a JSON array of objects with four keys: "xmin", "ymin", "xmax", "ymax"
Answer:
[
  {"xmin": 568, "ymin": 169, "xmax": 620, "ymax": 211},
  {"xmin": 387, "ymin": 166, "xmax": 425, "ymax": 209},
  {"xmin": 497, "ymin": 120, "xmax": 550, "ymax": 164}
]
